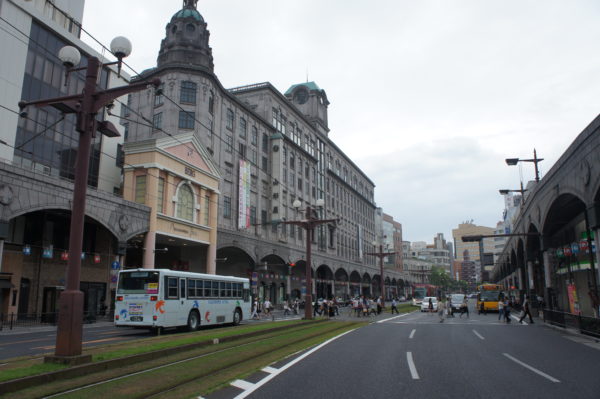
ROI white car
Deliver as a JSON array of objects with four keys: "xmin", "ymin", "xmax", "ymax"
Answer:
[{"xmin": 420, "ymin": 297, "xmax": 438, "ymax": 312}]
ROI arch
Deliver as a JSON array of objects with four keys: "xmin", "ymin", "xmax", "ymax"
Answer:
[
  {"xmin": 541, "ymin": 193, "xmax": 586, "ymax": 240},
  {"xmin": 175, "ymin": 181, "xmax": 196, "ymax": 222},
  {"xmin": 256, "ymin": 253, "xmax": 287, "ymax": 305},
  {"xmin": 216, "ymin": 246, "xmax": 254, "ymax": 277},
  {"xmin": 316, "ymin": 265, "xmax": 334, "ymax": 299}
]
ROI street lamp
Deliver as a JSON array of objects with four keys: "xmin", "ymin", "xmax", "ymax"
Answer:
[
  {"xmin": 284, "ymin": 198, "xmax": 337, "ymax": 320},
  {"xmin": 499, "ymin": 182, "xmax": 527, "ymax": 205},
  {"xmin": 505, "ymin": 149, "xmax": 544, "ymax": 182},
  {"xmin": 19, "ymin": 39, "xmax": 160, "ymax": 364},
  {"xmin": 367, "ymin": 240, "xmax": 396, "ymax": 304}
]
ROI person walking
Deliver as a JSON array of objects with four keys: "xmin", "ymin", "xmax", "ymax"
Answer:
[
  {"xmin": 251, "ymin": 299, "xmax": 260, "ymax": 320},
  {"xmin": 519, "ymin": 295, "xmax": 534, "ymax": 324},
  {"xmin": 428, "ymin": 297, "xmax": 434, "ymax": 315},
  {"xmin": 283, "ymin": 300, "xmax": 291, "ymax": 316},
  {"xmin": 498, "ymin": 297, "xmax": 504, "ymax": 321},
  {"xmin": 504, "ymin": 298, "xmax": 512, "ymax": 323},
  {"xmin": 459, "ymin": 295, "xmax": 469, "ymax": 318},
  {"xmin": 438, "ymin": 297, "xmax": 446, "ymax": 323},
  {"xmin": 376, "ymin": 296, "xmax": 383, "ymax": 315},
  {"xmin": 263, "ymin": 298, "xmax": 272, "ymax": 318},
  {"xmin": 391, "ymin": 298, "xmax": 399, "ymax": 314}
]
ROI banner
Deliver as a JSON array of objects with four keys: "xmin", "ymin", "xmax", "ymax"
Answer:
[
  {"xmin": 567, "ymin": 283, "xmax": 580, "ymax": 314},
  {"xmin": 238, "ymin": 159, "xmax": 251, "ymax": 229}
]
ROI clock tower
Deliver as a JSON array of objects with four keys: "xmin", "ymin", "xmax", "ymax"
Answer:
[{"xmin": 285, "ymin": 82, "xmax": 330, "ymax": 135}]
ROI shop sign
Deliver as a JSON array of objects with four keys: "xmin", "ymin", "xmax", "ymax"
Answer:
[
  {"xmin": 579, "ymin": 240, "xmax": 589, "ymax": 252},
  {"xmin": 61, "ymin": 251, "xmax": 69, "ymax": 261},
  {"xmin": 556, "ymin": 248, "xmax": 564, "ymax": 258},
  {"xmin": 22, "ymin": 245, "xmax": 31, "ymax": 256},
  {"xmin": 563, "ymin": 247, "xmax": 572, "ymax": 256},
  {"xmin": 42, "ymin": 247, "xmax": 53, "ymax": 259},
  {"xmin": 571, "ymin": 243, "xmax": 580, "ymax": 255},
  {"xmin": 94, "ymin": 254, "xmax": 101, "ymax": 264}
]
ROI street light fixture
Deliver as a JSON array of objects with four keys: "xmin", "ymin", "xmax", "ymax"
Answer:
[
  {"xmin": 499, "ymin": 182, "xmax": 527, "ymax": 205},
  {"xmin": 285, "ymin": 198, "xmax": 337, "ymax": 320},
  {"xmin": 367, "ymin": 240, "xmax": 396, "ymax": 304},
  {"xmin": 505, "ymin": 149, "xmax": 544, "ymax": 182},
  {"xmin": 19, "ymin": 40, "xmax": 160, "ymax": 364}
]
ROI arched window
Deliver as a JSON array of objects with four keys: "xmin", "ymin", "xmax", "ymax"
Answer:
[{"xmin": 177, "ymin": 184, "xmax": 194, "ymax": 221}]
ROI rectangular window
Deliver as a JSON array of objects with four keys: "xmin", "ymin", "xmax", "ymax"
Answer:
[
  {"xmin": 157, "ymin": 177, "xmax": 165, "ymax": 213},
  {"xmin": 116, "ymin": 144, "xmax": 124, "ymax": 168},
  {"xmin": 261, "ymin": 210, "xmax": 267, "ymax": 226},
  {"xmin": 204, "ymin": 194, "xmax": 210, "ymax": 225},
  {"xmin": 239, "ymin": 143, "xmax": 247, "ymax": 159},
  {"xmin": 262, "ymin": 133, "xmax": 269, "ymax": 152},
  {"xmin": 262, "ymin": 156, "xmax": 268, "ymax": 172},
  {"xmin": 188, "ymin": 279, "xmax": 196, "ymax": 298},
  {"xmin": 250, "ymin": 206, "xmax": 256, "ymax": 225},
  {"xmin": 135, "ymin": 175, "xmax": 146, "ymax": 204},
  {"xmin": 123, "ymin": 123, "xmax": 129, "ymax": 140},
  {"xmin": 180, "ymin": 81, "xmax": 197, "ymax": 104},
  {"xmin": 166, "ymin": 277, "xmax": 178, "ymax": 299},
  {"xmin": 152, "ymin": 112, "xmax": 162, "ymax": 131},
  {"xmin": 154, "ymin": 84, "xmax": 164, "ymax": 106},
  {"xmin": 250, "ymin": 149, "xmax": 257, "ymax": 165},
  {"xmin": 208, "ymin": 91, "xmax": 214, "ymax": 115},
  {"xmin": 239, "ymin": 118, "xmax": 247, "ymax": 138},
  {"xmin": 226, "ymin": 108, "xmax": 234, "ymax": 130},
  {"xmin": 224, "ymin": 196, "xmax": 232, "ymax": 218},
  {"xmin": 225, "ymin": 134, "xmax": 233, "ymax": 153},
  {"xmin": 211, "ymin": 281, "xmax": 219, "ymax": 297},
  {"xmin": 178, "ymin": 111, "xmax": 195, "ymax": 129},
  {"xmin": 203, "ymin": 280, "xmax": 211, "ymax": 297},
  {"xmin": 251, "ymin": 126, "xmax": 258, "ymax": 145}
]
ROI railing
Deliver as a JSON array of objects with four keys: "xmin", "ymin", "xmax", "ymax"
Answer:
[
  {"xmin": 0, "ymin": 310, "xmax": 115, "ymax": 331},
  {"xmin": 543, "ymin": 309, "xmax": 600, "ymax": 338}
]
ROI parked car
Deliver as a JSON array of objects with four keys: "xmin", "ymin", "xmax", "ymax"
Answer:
[
  {"xmin": 449, "ymin": 294, "xmax": 466, "ymax": 314},
  {"xmin": 398, "ymin": 295, "xmax": 406, "ymax": 302},
  {"xmin": 420, "ymin": 297, "xmax": 438, "ymax": 312}
]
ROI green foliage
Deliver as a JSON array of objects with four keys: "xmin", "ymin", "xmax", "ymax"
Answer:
[{"xmin": 428, "ymin": 266, "xmax": 469, "ymax": 293}]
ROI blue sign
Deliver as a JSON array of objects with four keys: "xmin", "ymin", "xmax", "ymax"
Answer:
[
  {"xmin": 23, "ymin": 245, "xmax": 31, "ymax": 256},
  {"xmin": 42, "ymin": 247, "xmax": 53, "ymax": 259},
  {"xmin": 111, "ymin": 261, "xmax": 120, "ymax": 270}
]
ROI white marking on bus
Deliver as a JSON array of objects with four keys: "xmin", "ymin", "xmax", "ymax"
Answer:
[
  {"xmin": 376, "ymin": 312, "xmax": 413, "ymax": 323},
  {"xmin": 233, "ymin": 328, "xmax": 358, "ymax": 398},
  {"xmin": 409, "ymin": 329, "xmax": 416, "ymax": 339},
  {"xmin": 407, "ymin": 352, "xmax": 420, "ymax": 379},
  {"xmin": 472, "ymin": 330, "xmax": 485, "ymax": 340},
  {"xmin": 503, "ymin": 353, "xmax": 560, "ymax": 382}
]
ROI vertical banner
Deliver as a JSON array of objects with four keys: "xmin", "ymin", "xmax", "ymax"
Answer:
[
  {"xmin": 567, "ymin": 283, "xmax": 580, "ymax": 314},
  {"xmin": 357, "ymin": 225, "xmax": 363, "ymax": 260},
  {"xmin": 238, "ymin": 159, "xmax": 251, "ymax": 229}
]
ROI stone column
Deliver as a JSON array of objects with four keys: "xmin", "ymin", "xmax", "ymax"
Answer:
[
  {"xmin": 543, "ymin": 251, "xmax": 551, "ymax": 288},
  {"xmin": 527, "ymin": 261, "xmax": 534, "ymax": 289},
  {"xmin": 206, "ymin": 191, "xmax": 218, "ymax": 274},
  {"xmin": 518, "ymin": 268, "xmax": 524, "ymax": 290},
  {"xmin": 142, "ymin": 168, "xmax": 159, "ymax": 269}
]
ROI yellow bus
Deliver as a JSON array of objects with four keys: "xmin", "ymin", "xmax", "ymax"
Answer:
[{"xmin": 476, "ymin": 284, "xmax": 503, "ymax": 312}]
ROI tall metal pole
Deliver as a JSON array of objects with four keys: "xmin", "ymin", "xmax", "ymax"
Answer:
[
  {"xmin": 533, "ymin": 148, "xmax": 540, "ymax": 182},
  {"xmin": 304, "ymin": 205, "xmax": 313, "ymax": 320},
  {"xmin": 54, "ymin": 58, "xmax": 100, "ymax": 358},
  {"xmin": 379, "ymin": 244, "xmax": 384, "ymax": 302}
]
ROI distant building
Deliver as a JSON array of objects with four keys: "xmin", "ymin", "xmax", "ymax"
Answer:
[{"xmin": 452, "ymin": 222, "xmax": 496, "ymax": 283}]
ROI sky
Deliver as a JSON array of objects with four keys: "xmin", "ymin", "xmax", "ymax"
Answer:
[{"xmin": 83, "ymin": 0, "xmax": 600, "ymax": 243}]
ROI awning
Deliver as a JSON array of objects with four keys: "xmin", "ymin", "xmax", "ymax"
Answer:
[{"xmin": 0, "ymin": 279, "xmax": 14, "ymax": 289}]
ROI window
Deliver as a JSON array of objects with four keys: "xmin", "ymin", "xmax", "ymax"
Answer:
[
  {"xmin": 282, "ymin": 147, "xmax": 287, "ymax": 165},
  {"xmin": 225, "ymin": 134, "xmax": 233, "ymax": 153},
  {"xmin": 188, "ymin": 279, "xmax": 197, "ymax": 298},
  {"xmin": 211, "ymin": 281, "xmax": 219, "ymax": 297},
  {"xmin": 177, "ymin": 184, "xmax": 194, "ymax": 221},
  {"xmin": 157, "ymin": 177, "xmax": 165, "ymax": 213},
  {"xmin": 239, "ymin": 118, "xmax": 247, "ymax": 138},
  {"xmin": 250, "ymin": 149, "xmax": 257, "ymax": 164},
  {"xmin": 180, "ymin": 81, "xmax": 197, "ymax": 104},
  {"xmin": 298, "ymin": 178, "xmax": 303, "ymax": 191},
  {"xmin": 251, "ymin": 126, "xmax": 258, "ymax": 145},
  {"xmin": 204, "ymin": 194, "xmax": 210, "ymax": 225},
  {"xmin": 250, "ymin": 206, "xmax": 257, "ymax": 225},
  {"xmin": 239, "ymin": 143, "xmax": 247, "ymax": 159},
  {"xmin": 272, "ymin": 108, "xmax": 286, "ymax": 134},
  {"xmin": 123, "ymin": 94, "xmax": 131, "ymax": 117},
  {"xmin": 262, "ymin": 156, "xmax": 268, "ymax": 172},
  {"xmin": 208, "ymin": 91, "xmax": 214, "ymax": 114},
  {"xmin": 135, "ymin": 175, "xmax": 146, "ymax": 204},
  {"xmin": 116, "ymin": 144, "xmax": 124, "ymax": 168},
  {"xmin": 290, "ymin": 152, "xmax": 295, "ymax": 170},
  {"xmin": 152, "ymin": 112, "xmax": 162, "ymax": 131},
  {"xmin": 166, "ymin": 277, "xmax": 178, "ymax": 299},
  {"xmin": 224, "ymin": 196, "xmax": 232, "ymax": 218},
  {"xmin": 262, "ymin": 133, "xmax": 269, "ymax": 152},
  {"xmin": 178, "ymin": 111, "xmax": 195, "ymax": 129},
  {"xmin": 261, "ymin": 210, "xmax": 267, "ymax": 225},
  {"xmin": 123, "ymin": 123, "xmax": 129, "ymax": 140},
  {"xmin": 154, "ymin": 84, "xmax": 164, "ymax": 106},
  {"xmin": 226, "ymin": 108, "xmax": 234, "ymax": 130}
]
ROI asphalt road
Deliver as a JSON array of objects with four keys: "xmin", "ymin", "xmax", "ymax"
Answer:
[{"xmin": 240, "ymin": 309, "xmax": 600, "ymax": 399}]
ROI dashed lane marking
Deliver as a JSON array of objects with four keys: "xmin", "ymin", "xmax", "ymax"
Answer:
[
  {"xmin": 262, "ymin": 366, "xmax": 279, "ymax": 374},
  {"xmin": 407, "ymin": 352, "xmax": 420, "ymax": 380},
  {"xmin": 231, "ymin": 380, "xmax": 255, "ymax": 390},
  {"xmin": 376, "ymin": 312, "xmax": 414, "ymax": 323},
  {"xmin": 409, "ymin": 329, "xmax": 416, "ymax": 339},
  {"xmin": 472, "ymin": 330, "xmax": 485, "ymax": 340},
  {"xmin": 503, "ymin": 353, "xmax": 560, "ymax": 383}
]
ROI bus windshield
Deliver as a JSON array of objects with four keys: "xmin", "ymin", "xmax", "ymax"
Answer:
[
  {"xmin": 480, "ymin": 290, "xmax": 501, "ymax": 302},
  {"xmin": 117, "ymin": 271, "xmax": 160, "ymax": 294},
  {"xmin": 414, "ymin": 288, "xmax": 426, "ymax": 299}
]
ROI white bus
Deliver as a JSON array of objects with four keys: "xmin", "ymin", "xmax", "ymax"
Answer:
[{"xmin": 114, "ymin": 269, "xmax": 251, "ymax": 331}]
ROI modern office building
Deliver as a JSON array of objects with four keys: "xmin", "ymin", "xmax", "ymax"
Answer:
[{"xmin": 452, "ymin": 222, "xmax": 496, "ymax": 283}]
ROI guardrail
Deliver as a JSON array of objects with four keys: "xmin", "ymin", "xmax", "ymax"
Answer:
[
  {"xmin": 543, "ymin": 309, "xmax": 600, "ymax": 338},
  {"xmin": 0, "ymin": 311, "xmax": 114, "ymax": 331}
]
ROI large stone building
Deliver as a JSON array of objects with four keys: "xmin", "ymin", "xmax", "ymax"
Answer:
[
  {"xmin": 121, "ymin": 0, "xmax": 406, "ymax": 303},
  {"xmin": 452, "ymin": 222, "xmax": 496, "ymax": 283}
]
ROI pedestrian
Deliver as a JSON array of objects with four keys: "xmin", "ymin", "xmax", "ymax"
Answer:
[
  {"xmin": 504, "ymin": 298, "xmax": 511, "ymax": 323},
  {"xmin": 498, "ymin": 297, "xmax": 504, "ymax": 321},
  {"xmin": 428, "ymin": 297, "xmax": 434, "ymax": 315},
  {"xmin": 283, "ymin": 300, "xmax": 291, "ymax": 316},
  {"xmin": 438, "ymin": 297, "xmax": 446, "ymax": 323},
  {"xmin": 391, "ymin": 298, "xmax": 399, "ymax": 314},
  {"xmin": 376, "ymin": 296, "xmax": 383, "ymax": 315},
  {"xmin": 293, "ymin": 298, "xmax": 299, "ymax": 315},
  {"xmin": 263, "ymin": 298, "xmax": 272, "ymax": 318},
  {"xmin": 459, "ymin": 295, "xmax": 469, "ymax": 318},
  {"xmin": 479, "ymin": 300, "xmax": 486, "ymax": 315},
  {"xmin": 519, "ymin": 295, "xmax": 534, "ymax": 324},
  {"xmin": 251, "ymin": 299, "xmax": 260, "ymax": 320}
]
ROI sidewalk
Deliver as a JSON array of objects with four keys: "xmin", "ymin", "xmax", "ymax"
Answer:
[{"xmin": 0, "ymin": 320, "xmax": 115, "ymax": 336}]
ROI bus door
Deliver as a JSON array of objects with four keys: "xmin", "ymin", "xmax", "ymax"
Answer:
[{"xmin": 164, "ymin": 276, "xmax": 187, "ymax": 326}]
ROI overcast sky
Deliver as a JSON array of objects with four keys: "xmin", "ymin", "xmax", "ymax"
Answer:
[{"xmin": 83, "ymin": 0, "xmax": 600, "ymax": 243}]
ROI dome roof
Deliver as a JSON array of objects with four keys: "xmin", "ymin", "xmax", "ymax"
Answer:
[{"xmin": 171, "ymin": 7, "xmax": 204, "ymax": 23}]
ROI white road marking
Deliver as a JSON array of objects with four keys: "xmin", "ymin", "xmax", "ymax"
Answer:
[
  {"xmin": 376, "ymin": 312, "xmax": 414, "ymax": 323},
  {"xmin": 231, "ymin": 380, "xmax": 255, "ymax": 390},
  {"xmin": 503, "ymin": 353, "xmax": 560, "ymax": 383},
  {"xmin": 233, "ymin": 327, "xmax": 358, "ymax": 398},
  {"xmin": 262, "ymin": 366, "xmax": 278, "ymax": 374},
  {"xmin": 511, "ymin": 314, "xmax": 527, "ymax": 325},
  {"xmin": 409, "ymin": 329, "xmax": 416, "ymax": 339},
  {"xmin": 472, "ymin": 330, "xmax": 485, "ymax": 340},
  {"xmin": 407, "ymin": 352, "xmax": 420, "ymax": 380}
]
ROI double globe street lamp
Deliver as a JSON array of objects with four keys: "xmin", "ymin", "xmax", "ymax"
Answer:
[{"xmin": 19, "ymin": 37, "xmax": 160, "ymax": 364}]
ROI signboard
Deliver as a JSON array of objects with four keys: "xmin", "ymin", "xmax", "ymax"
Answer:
[
  {"xmin": 238, "ymin": 160, "xmax": 251, "ymax": 229},
  {"xmin": 42, "ymin": 246, "xmax": 53, "ymax": 259},
  {"xmin": 111, "ymin": 261, "xmax": 121, "ymax": 270},
  {"xmin": 567, "ymin": 283, "xmax": 580, "ymax": 314}
]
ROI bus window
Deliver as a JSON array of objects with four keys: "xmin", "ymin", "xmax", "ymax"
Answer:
[
  {"xmin": 180, "ymin": 278, "xmax": 186, "ymax": 299},
  {"xmin": 211, "ymin": 281, "xmax": 219, "ymax": 297},
  {"xmin": 117, "ymin": 271, "xmax": 159, "ymax": 294},
  {"xmin": 243, "ymin": 288, "xmax": 250, "ymax": 302},
  {"xmin": 202, "ymin": 280, "xmax": 210, "ymax": 297},
  {"xmin": 236, "ymin": 283, "xmax": 242, "ymax": 298},
  {"xmin": 220, "ymin": 282, "xmax": 226, "ymax": 297},
  {"xmin": 188, "ymin": 279, "xmax": 196, "ymax": 298},
  {"xmin": 226, "ymin": 282, "xmax": 232, "ymax": 297},
  {"xmin": 166, "ymin": 277, "xmax": 178, "ymax": 299}
]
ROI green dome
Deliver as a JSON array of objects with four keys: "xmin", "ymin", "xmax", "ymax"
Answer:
[{"xmin": 172, "ymin": 8, "xmax": 204, "ymax": 22}]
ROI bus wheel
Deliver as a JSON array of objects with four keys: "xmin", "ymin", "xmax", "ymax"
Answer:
[
  {"xmin": 187, "ymin": 311, "xmax": 200, "ymax": 331},
  {"xmin": 233, "ymin": 309, "xmax": 242, "ymax": 326}
]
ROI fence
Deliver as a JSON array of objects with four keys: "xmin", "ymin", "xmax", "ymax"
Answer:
[
  {"xmin": 543, "ymin": 309, "xmax": 600, "ymax": 338},
  {"xmin": 0, "ymin": 310, "xmax": 114, "ymax": 331}
]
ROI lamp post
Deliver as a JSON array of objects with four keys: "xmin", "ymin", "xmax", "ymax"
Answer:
[
  {"xmin": 283, "ymin": 198, "xmax": 338, "ymax": 320},
  {"xmin": 499, "ymin": 181, "xmax": 528, "ymax": 205},
  {"xmin": 367, "ymin": 242, "xmax": 396, "ymax": 303},
  {"xmin": 19, "ymin": 39, "xmax": 160, "ymax": 363},
  {"xmin": 505, "ymin": 149, "xmax": 544, "ymax": 182}
]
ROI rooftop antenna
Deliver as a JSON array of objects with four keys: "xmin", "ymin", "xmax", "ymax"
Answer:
[{"xmin": 306, "ymin": 67, "xmax": 309, "ymax": 83}]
